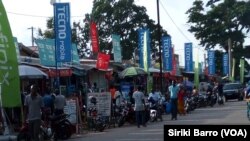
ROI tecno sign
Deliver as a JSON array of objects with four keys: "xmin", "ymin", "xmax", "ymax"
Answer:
[{"xmin": 54, "ymin": 3, "xmax": 71, "ymax": 62}]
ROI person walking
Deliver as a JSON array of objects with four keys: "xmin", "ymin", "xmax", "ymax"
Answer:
[
  {"xmin": 132, "ymin": 86, "xmax": 146, "ymax": 128},
  {"xmin": 177, "ymin": 86, "xmax": 186, "ymax": 115},
  {"xmin": 23, "ymin": 84, "xmax": 44, "ymax": 141},
  {"xmin": 54, "ymin": 88, "xmax": 66, "ymax": 116},
  {"xmin": 168, "ymin": 80, "xmax": 180, "ymax": 120}
]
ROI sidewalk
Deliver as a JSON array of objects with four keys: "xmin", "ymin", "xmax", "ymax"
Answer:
[{"xmin": 0, "ymin": 135, "xmax": 17, "ymax": 141}]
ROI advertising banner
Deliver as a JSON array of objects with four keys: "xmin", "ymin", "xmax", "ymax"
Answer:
[
  {"xmin": 184, "ymin": 43, "xmax": 193, "ymax": 72},
  {"xmin": 13, "ymin": 37, "xmax": 20, "ymax": 62},
  {"xmin": 72, "ymin": 44, "xmax": 80, "ymax": 64},
  {"xmin": 0, "ymin": 1, "xmax": 21, "ymax": 107},
  {"xmin": 208, "ymin": 50, "xmax": 215, "ymax": 75},
  {"xmin": 35, "ymin": 39, "xmax": 79, "ymax": 66},
  {"xmin": 87, "ymin": 92, "xmax": 111, "ymax": 117},
  {"xmin": 54, "ymin": 3, "xmax": 71, "ymax": 62},
  {"xmin": 138, "ymin": 28, "xmax": 150, "ymax": 72},
  {"xmin": 223, "ymin": 53, "xmax": 229, "ymax": 76},
  {"xmin": 171, "ymin": 48, "xmax": 176, "ymax": 75},
  {"xmin": 112, "ymin": 34, "xmax": 122, "ymax": 63},
  {"xmin": 96, "ymin": 53, "xmax": 110, "ymax": 70},
  {"xmin": 162, "ymin": 36, "xmax": 172, "ymax": 71},
  {"xmin": 90, "ymin": 22, "xmax": 99, "ymax": 53}
]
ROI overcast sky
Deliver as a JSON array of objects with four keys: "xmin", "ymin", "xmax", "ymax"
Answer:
[{"xmin": 4, "ymin": 0, "xmax": 245, "ymax": 66}]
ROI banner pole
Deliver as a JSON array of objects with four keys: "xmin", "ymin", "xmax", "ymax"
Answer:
[{"xmin": 0, "ymin": 83, "xmax": 9, "ymax": 135}]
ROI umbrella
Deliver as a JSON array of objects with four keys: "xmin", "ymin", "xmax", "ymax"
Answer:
[
  {"xmin": 19, "ymin": 65, "xmax": 48, "ymax": 79},
  {"xmin": 119, "ymin": 67, "xmax": 147, "ymax": 78}
]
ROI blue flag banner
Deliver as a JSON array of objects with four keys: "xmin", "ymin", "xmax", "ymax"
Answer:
[
  {"xmin": 54, "ymin": 3, "xmax": 71, "ymax": 62},
  {"xmin": 138, "ymin": 28, "xmax": 151, "ymax": 71},
  {"xmin": 208, "ymin": 50, "xmax": 215, "ymax": 75},
  {"xmin": 162, "ymin": 36, "xmax": 172, "ymax": 71},
  {"xmin": 223, "ymin": 53, "xmax": 229, "ymax": 76},
  {"xmin": 184, "ymin": 43, "xmax": 193, "ymax": 72}
]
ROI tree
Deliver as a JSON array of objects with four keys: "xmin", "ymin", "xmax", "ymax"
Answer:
[
  {"xmin": 73, "ymin": 0, "xmax": 168, "ymax": 59},
  {"xmin": 186, "ymin": 0, "xmax": 250, "ymax": 78}
]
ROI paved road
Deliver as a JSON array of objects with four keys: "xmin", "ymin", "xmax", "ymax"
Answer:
[{"xmin": 69, "ymin": 99, "xmax": 250, "ymax": 141}]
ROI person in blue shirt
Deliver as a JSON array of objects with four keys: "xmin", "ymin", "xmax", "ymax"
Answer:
[
  {"xmin": 43, "ymin": 86, "xmax": 54, "ymax": 118},
  {"xmin": 168, "ymin": 80, "xmax": 180, "ymax": 120}
]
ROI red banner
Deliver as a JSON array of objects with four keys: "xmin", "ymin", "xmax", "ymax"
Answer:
[
  {"xmin": 96, "ymin": 53, "xmax": 110, "ymax": 70},
  {"xmin": 45, "ymin": 69, "xmax": 72, "ymax": 77},
  {"xmin": 171, "ymin": 48, "xmax": 177, "ymax": 76},
  {"xmin": 90, "ymin": 22, "xmax": 99, "ymax": 53}
]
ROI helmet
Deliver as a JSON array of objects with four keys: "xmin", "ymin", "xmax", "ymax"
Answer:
[{"xmin": 89, "ymin": 96, "xmax": 97, "ymax": 105}]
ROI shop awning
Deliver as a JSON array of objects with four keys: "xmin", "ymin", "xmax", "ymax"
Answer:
[{"xmin": 40, "ymin": 66, "xmax": 72, "ymax": 77}]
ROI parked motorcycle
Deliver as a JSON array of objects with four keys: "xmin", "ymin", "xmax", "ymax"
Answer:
[
  {"xmin": 147, "ymin": 100, "xmax": 162, "ymax": 122},
  {"xmin": 207, "ymin": 91, "xmax": 217, "ymax": 107},
  {"xmin": 49, "ymin": 113, "xmax": 73, "ymax": 140},
  {"xmin": 17, "ymin": 113, "xmax": 73, "ymax": 141},
  {"xmin": 117, "ymin": 102, "xmax": 135, "ymax": 127},
  {"xmin": 87, "ymin": 106, "xmax": 106, "ymax": 132}
]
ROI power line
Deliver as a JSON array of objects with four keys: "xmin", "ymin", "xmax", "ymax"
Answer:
[
  {"xmin": 159, "ymin": 0, "xmax": 192, "ymax": 42},
  {"xmin": 7, "ymin": 11, "xmax": 85, "ymax": 19}
]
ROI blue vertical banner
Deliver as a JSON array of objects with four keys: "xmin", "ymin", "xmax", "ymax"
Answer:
[
  {"xmin": 162, "ymin": 36, "xmax": 172, "ymax": 71},
  {"xmin": 54, "ymin": 3, "xmax": 71, "ymax": 62},
  {"xmin": 223, "ymin": 53, "xmax": 229, "ymax": 76},
  {"xmin": 208, "ymin": 50, "xmax": 215, "ymax": 75},
  {"xmin": 184, "ymin": 43, "xmax": 193, "ymax": 72},
  {"xmin": 138, "ymin": 28, "xmax": 151, "ymax": 72}
]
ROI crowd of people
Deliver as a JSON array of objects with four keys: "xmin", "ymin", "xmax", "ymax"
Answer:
[{"xmin": 22, "ymin": 84, "xmax": 66, "ymax": 141}]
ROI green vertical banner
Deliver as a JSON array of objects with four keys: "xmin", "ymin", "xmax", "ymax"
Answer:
[
  {"xmin": 240, "ymin": 59, "xmax": 245, "ymax": 84},
  {"xmin": 0, "ymin": 1, "xmax": 21, "ymax": 107},
  {"xmin": 194, "ymin": 51, "xmax": 199, "ymax": 89},
  {"xmin": 112, "ymin": 34, "xmax": 122, "ymax": 63},
  {"xmin": 147, "ymin": 75, "xmax": 153, "ymax": 96}
]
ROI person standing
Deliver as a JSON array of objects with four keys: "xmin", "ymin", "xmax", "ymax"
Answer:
[
  {"xmin": 24, "ymin": 84, "xmax": 44, "ymax": 141},
  {"xmin": 168, "ymin": 80, "xmax": 180, "ymax": 120},
  {"xmin": 132, "ymin": 86, "xmax": 146, "ymax": 128},
  {"xmin": 114, "ymin": 86, "xmax": 124, "ymax": 107},
  {"xmin": 43, "ymin": 86, "xmax": 54, "ymax": 118},
  {"xmin": 54, "ymin": 89, "xmax": 66, "ymax": 116},
  {"xmin": 177, "ymin": 86, "xmax": 186, "ymax": 115}
]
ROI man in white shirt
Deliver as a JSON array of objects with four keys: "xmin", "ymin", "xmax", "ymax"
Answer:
[
  {"xmin": 133, "ymin": 86, "xmax": 146, "ymax": 128},
  {"xmin": 54, "ymin": 89, "xmax": 66, "ymax": 116}
]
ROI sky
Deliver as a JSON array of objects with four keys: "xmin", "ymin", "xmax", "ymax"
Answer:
[{"xmin": 3, "ymin": 0, "xmax": 248, "ymax": 66}]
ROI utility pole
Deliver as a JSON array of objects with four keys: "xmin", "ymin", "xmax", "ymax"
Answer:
[
  {"xmin": 228, "ymin": 38, "xmax": 232, "ymax": 81},
  {"xmin": 156, "ymin": 0, "xmax": 163, "ymax": 94},
  {"xmin": 27, "ymin": 26, "xmax": 35, "ymax": 46}
]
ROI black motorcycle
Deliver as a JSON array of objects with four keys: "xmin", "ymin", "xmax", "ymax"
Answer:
[
  {"xmin": 17, "ymin": 113, "xmax": 72, "ymax": 141},
  {"xmin": 117, "ymin": 102, "xmax": 135, "ymax": 127},
  {"xmin": 49, "ymin": 113, "xmax": 73, "ymax": 140}
]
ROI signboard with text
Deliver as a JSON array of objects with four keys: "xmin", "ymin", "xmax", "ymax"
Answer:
[{"xmin": 87, "ymin": 92, "xmax": 111, "ymax": 117}]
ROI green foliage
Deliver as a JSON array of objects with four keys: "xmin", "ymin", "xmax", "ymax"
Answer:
[
  {"xmin": 74, "ymin": 0, "xmax": 168, "ymax": 59},
  {"xmin": 186, "ymin": 0, "xmax": 250, "ymax": 77},
  {"xmin": 186, "ymin": 0, "xmax": 250, "ymax": 52}
]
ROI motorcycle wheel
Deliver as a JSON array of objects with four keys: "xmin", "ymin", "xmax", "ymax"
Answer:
[
  {"xmin": 117, "ymin": 117, "xmax": 125, "ymax": 127},
  {"xmin": 17, "ymin": 132, "xmax": 30, "ymax": 141},
  {"xmin": 95, "ymin": 122, "xmax": 105, "ymax": 132},
  {"xmin": 56, "ymin": 122, "xmax": 72, "ymax": 140}
]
